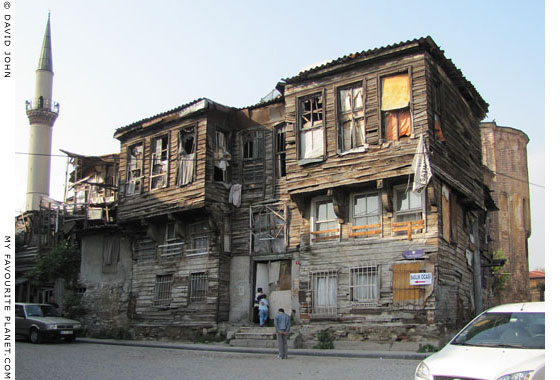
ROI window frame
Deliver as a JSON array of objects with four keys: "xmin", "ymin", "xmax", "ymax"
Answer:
[
  {"xmin": 214, "ymin": 129, "xmax": 231, "ymax": 183},
  {"xmin": 242, "ymin": 130, "xmax": 265, "ymax": 184},
  {"xmin": 349, "ymin": 265, "xmax": 380, "ymax": 308},
  {"xmin": 189, "ymin": 272, "xmax": 208, "ymax": 303},
  {"xmin": 350, "ymin": 192, "xmax": 382, "ymax": 238},
  {"xmin": 336, "ymin": 80, "xmax": 367, "ymax": 154},
  {"xmin": 149, "ymin": 133, "xmax": 170, "ymax": 191},
  {"xmin": 310, "ymin": 197, "xmax": 340, "ymax": 244},
  {"xmin": 274, "ymin": 123, "xmax": 287, "ymax": 179},
  {"xmin": 125, "ymin": 142, "xmax": 144, "ymax": 196},
  {"xmin": 153, "ymin": 273, "xmax": 174, "ymax": 306},
  {"xmin": 310, "ymin": 269, "xmax": 338, "ymax": 317},
  {"xmin": 393, "ymin": 184, "xmax": 424, "ymax": 222},
  {"xmin": 296, "ymin": 90, "xmax": 327, "ymax": 165},
  {"xmin": 176, "ymin": 126, "xmax": 197, "ymax": 186},
  {"xmin": 187, "ymin": 222, "xmax": 209, "ymax": 256},
  {"xmin": 379, "ymin": 69, "xmax": 413, "ymax": 142}
]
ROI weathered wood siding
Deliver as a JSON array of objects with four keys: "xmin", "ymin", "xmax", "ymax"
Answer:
[{"xmin": 116, "ymin": 115, "xmax": 208, "ymax": 222}]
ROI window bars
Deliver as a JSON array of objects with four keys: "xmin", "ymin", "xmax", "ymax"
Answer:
[
  {"xmin": 350, "ymin": 265, "xmax": 379, "ymax": 308},
  {"xmin": 153, "ymin": 274, "xmax": 173, "ymax": 306},
  {"xmin": 189, "ymin": 272, "xmax": 208, "ymax": 302},
  {"xmin": 309, "ymin": 270, "xmax": 338, "ymax": 316}
]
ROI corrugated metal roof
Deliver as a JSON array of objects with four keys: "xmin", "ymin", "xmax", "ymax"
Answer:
[{"xmin": 529, "ymin": 270, "xmax": 545, "ymax": 279}]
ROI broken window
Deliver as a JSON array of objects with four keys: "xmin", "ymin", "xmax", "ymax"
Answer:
[
  {"xmin": 125, "ymin": 143, "xmax": 143, "ymax": 195},
  {"xmin": 149, "ymin": 135, "xmax": 169, "ymax": 190},
  {"xmin": 243, "ymin": 131, "xmax": 264, "ymax": 183},
  {"xmin": 214, "ymin": 130, "xmax": 230, "ymax": 182},
  {"xmin": 310, "ymin": 270, "xmax": 337, "ymax": 316},
  {"xmin": 350, "ymin": 192, "xmax": 381, "ymax": 238},
  {"xmin": 189, "ymin": 272, "xmax": 208, "ymax": 302},
  {"xmin": 176, "ymin": 129, "xmax": 196, "ymax": 186},
  {"xmin": 338, "ymin": 83, "xmax": 366, "ymax": 152},
  {"xmin": 298, "ymin": 93, "xmax": 325, "ymax": 162},
  {"xmin": 311, "ymin": 198, "xmax": 339, "ymax": 243},
  {"xmin": 275, "ymin": 124, "xmax": 286, "ymax": 178},
  {"xmin": 350, "ymin": 265, "xmax": 379, "ymax": 307},
  {"xmin": 153, "ymin": 274, "xmax": 173, "ymax": 306},
  {"xmin": 381, "ymin": 73, "xmax": 412, "ymax": 141},
  {"xmin": 250, "ymin": 204, "xmax": 286, "ymax": 254}
]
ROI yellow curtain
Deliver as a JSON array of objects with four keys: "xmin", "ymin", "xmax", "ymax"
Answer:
[{"xmin": 381, "ymin": 73, "xmax": 410, "ymax": 111}]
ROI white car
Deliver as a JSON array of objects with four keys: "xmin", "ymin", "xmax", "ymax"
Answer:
[{"xmin": 415, "ymin": 302, "xmax": 545, "ymax": 380}]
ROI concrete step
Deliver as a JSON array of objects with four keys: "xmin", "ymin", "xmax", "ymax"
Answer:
[{"xmin": 234, "ymin": 327, "xmax": 276, "ymax": 340}]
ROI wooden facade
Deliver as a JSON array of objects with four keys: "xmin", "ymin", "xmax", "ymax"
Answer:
[{"xmin": 86, "ymin": 36, "xmax": 495, "ymax": 342}]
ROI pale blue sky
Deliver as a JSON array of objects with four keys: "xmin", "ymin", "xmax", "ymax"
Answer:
[{"xmin": 11, "ymin": 1, "xmax": 545, "ymax": 268}]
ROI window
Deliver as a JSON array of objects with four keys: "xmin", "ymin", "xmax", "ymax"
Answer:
[
  {"xmin": 275, "ymin": 124, "xmax": 286, "ymax": 178},
  {"xmin": 310, "ymin": 270, "xmax": 337, "ymax": 316},
  {"xmin": 441, "ymin": 184, "xmax": 457, "ymax": 243},
  {"xmin": 126, "ymin": 143, "xmax": 143, "ymax": 195},
  {"xmin": 188, "ymin": 222, "xmax": 209, "ymax": 255},
  {"xmin": 350, "ymin": 193, "xmax": 381, "ymax": 238},
  {"xmin": 298, "ymin": 93, "xmax": 325, "ymax": 162},
  {"xmin": 189, "ymin": 272, "xmax": 208, "ymax": 302},
  {"xmin": 243, "ymin": 131, "xmax": 264, "ymax": 183},
  {"xmin": 250, "ymin": 204, "xmax": 286, "ymax": 254},
  {"xmin": 177, "ymin": 129, "xmax": 196, "ymax": 186},
  {"xmin": 160, "ymin": 222, "xmax": 183, "ymax": 257},
  {"xmin": 393, "ymin": 185, "xmax": 424, "ymax": 238},
  {"xmin": 394, "ymin": 185, "xmax": 423, "ymax": 222},
  {"xmin": 150, "ymin": 135, "xmax": 169, "ymax": 190},
  {"xmin": 338, "ymin": 83, "xmax": 366, "ymax": 152},
  {"xmin": 214, "ymin": 130, "xmax": 230, "ymax": 182},
  {"xmin": 350, "ymin": 266, "xmax": 379, "ymax": 307},
  {"xmin": 381, "ymin": 73, "xmax": 411, "ymax": 141},
  {"xmin": 311, "ymin": 198, "xmax": 339, "ymax": 243},
  {"xmin": 153, "ymin": 274, "xmax": 173, "ymax": 306}
]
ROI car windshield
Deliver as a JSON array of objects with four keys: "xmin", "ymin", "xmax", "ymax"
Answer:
[
  {"xmin": 24, "ymin": 305, "xmax": 60, "ymax": 318},
  {"xmin": 451, "ymin": 311, "xmax": 545, "ymax": 349}
]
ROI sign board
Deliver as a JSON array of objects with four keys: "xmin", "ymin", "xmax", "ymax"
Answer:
[
  {"xmin": 402, "ymin": 249, "xmax": 424, "ymax": 259},
  {"xmin": 410, "ymin": 272, "xmax": 432, "ymax": 286}
]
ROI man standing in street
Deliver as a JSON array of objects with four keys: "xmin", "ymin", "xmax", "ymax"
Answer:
[{"xmin": 274, "ymin": 308, "xmax": 291, "ymax": 359}]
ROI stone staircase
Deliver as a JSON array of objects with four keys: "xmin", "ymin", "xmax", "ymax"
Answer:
[{"xmin": 229, "ymin": 326, "xmax": 303, "ymax": 348}]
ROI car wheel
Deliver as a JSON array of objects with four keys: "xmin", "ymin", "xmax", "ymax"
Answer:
[
  {"xmin": 29, "ymin": 327, "xmax": 42, "ymax": 344},
  {"xmin": 64, "ymin": 336, "xmax": 76, "ymax": 343}
]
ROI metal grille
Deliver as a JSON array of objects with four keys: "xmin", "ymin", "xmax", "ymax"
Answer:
[
  {"xmin": 310, "ymin": 270, "xmax": 337, "ymax": 316},
  {"xmin": 189, "ymin": 272, "xmax": 208, "ymax": 302},
  {"xmin": 153, "ymin": 274, "xmax": 173, "ymax": 306},
  {"xmin": 350, "ymin": 265, "xmax": 379, "ymax": 308}
]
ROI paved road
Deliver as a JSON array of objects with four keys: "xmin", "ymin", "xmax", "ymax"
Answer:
[{"xmin": 16, "ymin": 341, "xmax": 419, "ymax": 380}]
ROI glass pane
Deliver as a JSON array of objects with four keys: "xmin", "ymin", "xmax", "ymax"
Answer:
[
  {"xmin": 396, "ymin": 189, "xmax": 408, "ymax": 211},
  {"xmin": 409, "ymin": 190, "xmax": 422, "ymax": 209},
  {"xmin": 353, "ymin": 87, "xmax": 363, "ymax": 109},
  {"xmin": 354, "ymin": 196, "xmax": 367, "ymax": 217}
]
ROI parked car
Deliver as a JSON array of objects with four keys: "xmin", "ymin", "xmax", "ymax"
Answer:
[
  {"xmin": 15, "ymin": 303, "xmax": 82, "ymax": 343},
  {"xmin": 415, "ymin": 302, "xmax": 545, "ymax": 380}
]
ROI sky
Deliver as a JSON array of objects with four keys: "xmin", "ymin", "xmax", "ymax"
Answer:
[{"xmin": 5, "ymin": 1, "xmax": 546, "ymax": 269}]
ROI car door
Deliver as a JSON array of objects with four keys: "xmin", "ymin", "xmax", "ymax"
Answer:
[{"xmin": 15, "ymin": 305, "xmax": 27, "ymax": 337}]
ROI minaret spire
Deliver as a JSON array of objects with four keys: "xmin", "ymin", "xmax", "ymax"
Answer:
[
  {"xmin": 25, "ymin": 13, "xmax": 59, "ymax": 211},
  {"xmin": 37, "ymin": 12, "xmax": 53, "ymax": 72}
]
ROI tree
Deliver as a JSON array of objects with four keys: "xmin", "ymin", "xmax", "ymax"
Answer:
[{"xmin": 29, "ymin": 241, "xmax": 81, "ymax": 288}]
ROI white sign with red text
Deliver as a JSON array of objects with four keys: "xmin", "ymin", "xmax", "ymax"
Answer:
[{"xmin": 410, "ymin": 272, "xmax": 432, "ymax": 286}]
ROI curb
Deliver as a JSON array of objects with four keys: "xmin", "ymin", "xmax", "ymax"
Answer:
[{"xmin": 76, "ymin": 338, "xmax": 429, "ymax": 361}]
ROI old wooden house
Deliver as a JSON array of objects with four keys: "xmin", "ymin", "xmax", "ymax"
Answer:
[{"xmin": 77, "ymin": 36, "xmax": 497, "ymax": 344}]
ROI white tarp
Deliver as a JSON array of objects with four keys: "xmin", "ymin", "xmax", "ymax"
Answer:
[{"xmin": 412, "ymin": 134, "xmax": 432, "ymax": 193}]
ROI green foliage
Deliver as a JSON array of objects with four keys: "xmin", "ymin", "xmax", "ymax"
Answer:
[
  {"xmin": 491, "ymin": 249, "xmax": 509, "ymax": 295},
  {"xmin": 418, "ymin": 344, "xmax": 438, "ymax": 353},
  {"xmin": 313, "ymin": 330, "xmax": 335, "ymax": 349},
  {"xmin": 29, "ymin": 241, "xmax": 81, "ymax": 287},
  {"xmin": 62, "ymin": 293, "xmax": 87, "ymax": 320}
]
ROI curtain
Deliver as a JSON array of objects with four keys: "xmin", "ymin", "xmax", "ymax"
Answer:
[{"xmin": 381, "ymin": 73, "xmax": 410, "ymax": 111}]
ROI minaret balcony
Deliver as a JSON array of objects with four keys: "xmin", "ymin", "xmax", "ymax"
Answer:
[{"xmin": 25, "ymin": 98, "xmax": 59, "ymax": 125}]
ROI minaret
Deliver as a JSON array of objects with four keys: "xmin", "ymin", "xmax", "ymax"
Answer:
[{"xmin": 25, "ymin": 14, "xmax": 59, "ymax": 211}]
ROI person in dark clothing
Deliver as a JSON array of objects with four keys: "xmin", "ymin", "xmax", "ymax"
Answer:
[{"xmin": 274, "ymin": 308, "xmax": 291, "ymax": 359}]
